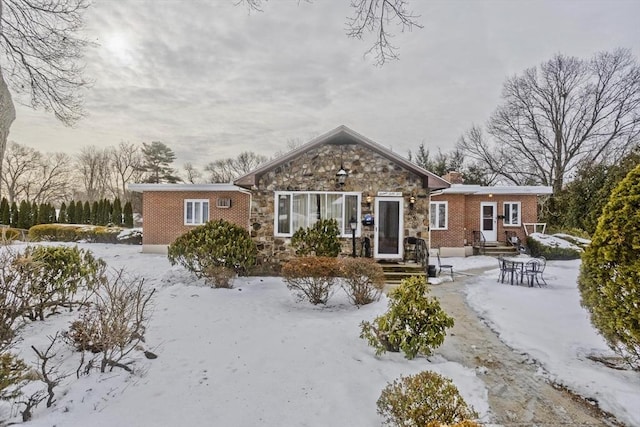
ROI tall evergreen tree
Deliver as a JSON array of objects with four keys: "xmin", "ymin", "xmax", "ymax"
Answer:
[
  {"xmin": 37, "ymin": 203, "xmax": 49, "ymax": 224},
  {"xmin": 140, "ymin": 141, "xmax": 180, "ymax": 183},
  {"xmin": 75, "ymin": 201, "xmax": 83, "ymax": 224},
  {"xmin": 83, "ymin": 201, "xmax": 91, "ymax": 224},
  {"xmin": 58, "ymin": 202, "xmax": 67, "ymax": 224},
  {"xmin": 67, "ymin": 200, "xmax": 76, "ymax": 223},
  {"xmin": 31, "ymin": 201, "xmax": 39, "ymax": 226},
  {"xmin": 123, "ymin": 201, "xmax": 134, "ymax": 228},
  {"xmin": 92, "ymin": 200, "xmax": 99, "ymax": 225},
  {"xmin": 10, "ymin": 202, "xmax": 18, "ymax": 228},
  {"xmin": 18, "ymin": 200, "xmax": 31, "ymax": 229},
  {"xmin": 112, "ymin": 197, "xmax": 123, "ymax": 226},
  {"xmin": 0, "ymin": 198, "xmax": 9, "ymax": 225}
]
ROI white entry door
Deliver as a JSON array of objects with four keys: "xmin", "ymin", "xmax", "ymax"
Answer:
[
  {"xmin": 374, "ymin": 197, "xmax": 404, "ymax": 259},
  {"xmin": 480, "ymin": 202, "xmax": 497, "ymax": 241}
]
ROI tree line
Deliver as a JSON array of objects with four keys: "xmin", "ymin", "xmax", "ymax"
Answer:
[{"xmin": 0, "ymin": 197, "xmax": 133, "ymax": 230}]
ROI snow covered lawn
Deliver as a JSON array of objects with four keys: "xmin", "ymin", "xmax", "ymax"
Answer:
[{"xmin": 2, "ymin": 243, "xmax": 638, "ymax": 426}]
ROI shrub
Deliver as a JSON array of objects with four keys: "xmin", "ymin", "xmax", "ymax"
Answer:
[
  {"xmin": 291, "ymin": 219, "xmax": 341, "ymax": 257},
  {"xmin": 340, "ymin": 258, "xmax": 385, "ymax": 306},
  {"xmin": 28, "ymin": 224, "xmax": 141, "ymax": 244},
  {"xmin": 0, "ymin": 227, "xmax": 21, "ymax": 244},
  {"xmin": 0, "ymin": 353, "xmax": 30, "ymax": 401},
  {"xmin": 282, "ymin": 257, "xmax": 341, "ymax": 305},
  {"xmin": 6, "ymin": 245, "xmax": 106, "ymax": 322},
  {"xmin": 66, "ymin": 269, "xmax": 155, "ymax": 373},
  {"xmin": 526, "ymin": 235, "xmax": 582, "ymax": 260},
  {"xmin": 360, "ymin": 276, "xmax": 454, "ymax": 359},
  {"xmin": 168, "ymin": 219, "xmax": 257, "ymax": 277},
  {"xmin": 377, "ymin": 370, "xmax": 478, "ymax": 426},
  {"xmin": 579, "ymin": 164, "xmax": 640, "ymax": 369},
  {"xmin": 203, "ymin": 265, "xmax": 236, "ymax": 288}
]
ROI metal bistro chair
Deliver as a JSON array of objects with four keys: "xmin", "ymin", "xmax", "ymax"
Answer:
[
  {"xmin": 524, "ymin": 257, "xmax": 548, "ymax": 287},
  {"xmin": 498, "ymin": 256, "xmax": 518, "ymax": 285},
  {"xmin": 436, "ymin": 249, "xmax": 454, "ymax": 281}
]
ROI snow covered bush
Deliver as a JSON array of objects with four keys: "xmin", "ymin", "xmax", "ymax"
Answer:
[
  {"xmin": 526, "ymin": 233, "xmax": 582, "ymax": 260},
  {"xmin": 282, "ymin": 256, "xmax": 340, "ymax": 305},
  {"xmin": 579, "ymin": 164, "xmax": 640, "ymax": 369},
  {"xmin": 377, "ymin": 370, "xmax": 478, "ymax": 426},
  {"xmin": 66, "ymin": 269, "xmax": 155, "ymax": 373},
  {"xmin": 0, "ymin": 245, "xmax": 106, "ymax": 342},
  {"xmin": 360, "ymin": 276, "xmax": 454, "ymax": 359},
  {"xmin": 291, "ymin": 218, "xmax": 341, "ymax": 257},
  {"xmin": 167, "ymin": 219, "xmax": 257, "ymax": 277},
  {"xmin": 339, "ymin": 258, "xmax": 385, "ymax": 306},
  {"xmin": 0, "ymin": 353, "xmax": 29, "ymax": 401}
]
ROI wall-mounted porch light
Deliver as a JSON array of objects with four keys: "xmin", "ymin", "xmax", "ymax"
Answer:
[
  {"xmin": 366, "ymin": 195, "xmax": 372, "ymax": 208},
  {"xmin": 336, "ymin": 165, "xmax": 348, "ymax": 186},
  {"xmin": 409, "ymin": 195, "xmax": 416, "ymax": 210}
]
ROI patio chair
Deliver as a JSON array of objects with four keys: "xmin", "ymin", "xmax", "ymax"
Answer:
[
  {"xmin": 436, "ymin": 249, "xmax": 454, "ymax": 281},
  {"xmin": 524, "ymin": 257, "xmax": 547, "ymax": 287},
  {"xmin": 498, "ymin": 256, "xmax": 518, "ymax": 285}
]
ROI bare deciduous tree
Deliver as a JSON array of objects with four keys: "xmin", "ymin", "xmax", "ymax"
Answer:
[
  {"xmin": 239, "ymin": 0, "xmax": 422, "ymax": 66},
  {"xmin": 110, "ymin": 142, "xmax": 143, "ymax": 201},
  {"xmin": 182, "ymin": 162, "xmax": 203, "ymax": 184},
  {"xmin": 205, "ymin": 151, "xmax": 267, "ymax": 183},
  {"xmin": 459, "ymin": 49, "xmax": 640, "ymax": 193},
  {"xmin": 77, "ymin": 146, "xmax": 111, "ymax": 201},
  {"xmin": 0, "ymin": 0, "xmax": 90, "ymax": 182},
  {"xmin": 1, "ymin": 141, "xmax": 40, "ymax": 204}
]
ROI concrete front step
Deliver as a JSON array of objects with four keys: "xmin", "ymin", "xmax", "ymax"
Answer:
[{"xmin": 380, "ymin": 262, "xmax": 429, "ymax": 285}]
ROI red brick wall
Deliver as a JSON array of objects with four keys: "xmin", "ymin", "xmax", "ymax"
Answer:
[
  {"xmin": 430, "ymin": 193, "xmax": 540, "ymax": 248},
  {"xmin": 141, "ymin": 191, "xmax": 250, "ymax": 245}
]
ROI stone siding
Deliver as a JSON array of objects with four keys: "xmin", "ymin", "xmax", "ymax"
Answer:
[{"xmin": 249, "ymin": 143, "xmax": 431, "ymax": 265}]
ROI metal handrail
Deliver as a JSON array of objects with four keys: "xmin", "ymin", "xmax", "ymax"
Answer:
[
  {"xmin": 472, "ymin": 231, "xmax": 486, "ymax": 255},
  {"xmin": 415, "ymin": 238, "xmax": 429, "ymax": 268}
]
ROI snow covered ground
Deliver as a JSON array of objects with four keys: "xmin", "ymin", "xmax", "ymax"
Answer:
[{"xmin": 1, "ymin": 242, "xmax": 638, "ymax": 426}]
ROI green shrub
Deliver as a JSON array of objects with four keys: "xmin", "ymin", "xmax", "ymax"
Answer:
[
  {"xmin": 11, "ymin": 246, "xmax": 107, "ymax": 321},
  {"xmin": 579, "ymin": 164, "xmax": 640, "ymax": 369},
  {"xmin": 526, "ymin": 235, "xmax": 582, "ymax": 260},
  {"xmin": 291, "ymin": 219, "xmax": 341, "ymax": 257},
  {"xmin": 28, "ymin": 224, "xmax": 141, "ymax": 244},
  {"xmin": 360, "ymin": 276, "xmax": 454, "ymax": 359},
  {"xmin": 282, "ymin": 256, "xmax": 341, "ymax": 305},
  {"xmin": 167, "ymin": 219, "xmax": 257, "ymax": 277},
  {"xmin": 0, "ymin": 353, "xmax": 30, "ymax": 401},
  {"xmin": 377, "ymin": 370, "xmax": 478, "ymax": 426},
  {"xmin": 340, "ymin": 258, "xmax": 385, "ymax": 306}
]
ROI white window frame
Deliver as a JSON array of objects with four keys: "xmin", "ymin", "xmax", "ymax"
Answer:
[
  {"xmin": 503, "ymin": 201, "xmax": 521, "ymax": 226},
  {"xmin": 274, "ymin": 191, "xmax": 361, "ymax": 237},
  {"xmin": 184, "ymin": 199, "xmax": 209, "ymax": 225},
  {"xmin": 430, "ymin": 201, "xmax": 448, "ymax": 230}
]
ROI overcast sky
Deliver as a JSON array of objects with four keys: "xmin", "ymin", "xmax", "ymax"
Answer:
[{"xmin": 7, "ymin": 0, "xmax": 640, "ymax": 169}]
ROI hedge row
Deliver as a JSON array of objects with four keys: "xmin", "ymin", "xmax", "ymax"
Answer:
[{"xmin": 28, "ymin": 224, "xmax": 142, "ymax": 244}]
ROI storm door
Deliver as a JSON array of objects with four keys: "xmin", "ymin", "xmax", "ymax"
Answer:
[
  {"xmin": 374, "ymin": 197, "xmax": 404, "ymax": 259},
  {"xmin": 480, "ymin": 202, "xmax": 497, "ymax": 241}
]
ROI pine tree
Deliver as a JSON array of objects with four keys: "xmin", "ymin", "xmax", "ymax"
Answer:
[
  {"xmin": 58, "ymin": 202, "xmax": 67, "ymax": 224},
  {"xmin": 10, "ymin": 202, "xmax": 18, "ymax": 228},
  {"xmin": 140, "ymin": 141, "xmax": 180, "ymax": 183},
  {"xmin": 112, "ymin": 197, "xmax": 123, "ymax": 226},
  {"xmin": 37, "ymin": 203, "xmax": 49, "ymax": 224},
  {"xmin": 123, "ymin": 201, "xmax": 134, "ymax": 228},
  {"xmin": 0, "ymin": 198, "xmax": 9, "ymax": 225}
]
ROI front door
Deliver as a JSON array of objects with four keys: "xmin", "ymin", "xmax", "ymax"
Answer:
[
  {"xmin": 480, "ymin": 202, "xmax": 497, "ymax": 241},
  {"xmin": 374, "ymin": 197, "xmax": 404, "ymax": 259}
]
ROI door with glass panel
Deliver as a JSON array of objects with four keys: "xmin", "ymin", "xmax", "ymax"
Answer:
[
  {"xmin": 374, "ymin": 197, "xmax": 404, "ymax": 259},
  {"xmin": 480, "ymin": 202, "xmax": 497, "ymax": 241}
]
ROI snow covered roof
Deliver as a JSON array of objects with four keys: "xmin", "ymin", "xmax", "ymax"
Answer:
[
  {"xmin": 128, "ymin": 183, "xmax": 250, "ymax": 193},
  {"xmin": 437, "ymin": 184, "xmax": 553, "ymax": 196}
]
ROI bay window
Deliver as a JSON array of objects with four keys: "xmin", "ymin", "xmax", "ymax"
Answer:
[{"xmin": 275, "ymin": 192, "xmax": 360, "ymax": 237}]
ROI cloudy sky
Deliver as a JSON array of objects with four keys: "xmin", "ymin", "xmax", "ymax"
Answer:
[{"xmin": 7, "ymin": 0, "xmax": 640, "ymax": 169}]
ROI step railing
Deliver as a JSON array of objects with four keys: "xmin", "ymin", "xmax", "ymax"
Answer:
[{"xmin": 472, "ymin": 231, "xmax": 486, "ymax": 255}]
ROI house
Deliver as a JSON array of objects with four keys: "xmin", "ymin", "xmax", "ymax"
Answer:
[
  {"xmin": 128, "ymin": 183, "xmax": 251, "ymax": 253},
  {"xmin": 129, "ymin": 126, "xmax": 553, "ymax": 262},
  {"xmin": 430, "ymin": 171, "xmax": 553, "ymax": 257},
  {"xmin": 233, "ymin": 125, "xmax": 450, "ymax": 265}
]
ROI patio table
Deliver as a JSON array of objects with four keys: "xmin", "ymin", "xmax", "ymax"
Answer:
[{"xmin": 500, "ymin": 256, "xmax": 530, "ymax": 285}]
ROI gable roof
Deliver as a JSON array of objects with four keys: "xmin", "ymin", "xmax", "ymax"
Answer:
[{"xmin": 234, "ymin": 125, "xmax": 451, "ymax": 190}]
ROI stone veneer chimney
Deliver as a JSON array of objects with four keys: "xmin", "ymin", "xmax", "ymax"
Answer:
[{"xmin": 442, "ymin": 171, "xmax": 465, "ymax": 184}]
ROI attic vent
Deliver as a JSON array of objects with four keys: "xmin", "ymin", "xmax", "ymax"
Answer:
[{"xmin": 216, "ymin": 198, "xmax": 232, "ymax": 209}]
